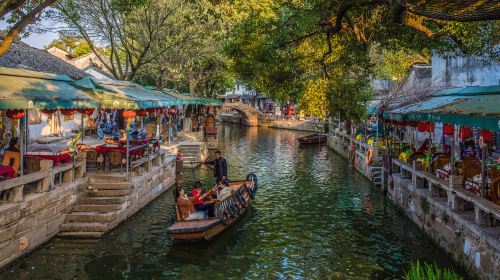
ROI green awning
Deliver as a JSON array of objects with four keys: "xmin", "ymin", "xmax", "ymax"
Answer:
[
  {"xmin": 0, "ymin": 67, "xmax": 98, "ymax": 110},
  {"xmin": 383, "ymin": 85, "xmax": 500, "ymax": 131},
  {"xmin": 74, "ymin": 78, "xmax": 177, "ymax": 109},
  {"xmin": 162, "ymin": 89, "xmax": 203, "ymax": 105}
]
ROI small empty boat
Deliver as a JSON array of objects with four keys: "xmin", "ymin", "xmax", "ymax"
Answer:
[
  {"xmin": 167, "ymin": 173, "xmax": 258, "ymax": 241},
  {"xmin": 297, "ymin": 134, "xmax": 327, "ymax": 145}
]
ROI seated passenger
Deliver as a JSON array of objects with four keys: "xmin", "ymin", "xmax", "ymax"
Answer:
[
  {"xmin": 176, "ymin": 188, "xmax": 197, "ymax": 220},
  {"xmin": 191, "ymin": 181, "xmax": 215, "ymax": 217}
]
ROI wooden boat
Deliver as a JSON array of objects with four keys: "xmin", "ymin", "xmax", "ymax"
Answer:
[
  {"xmin": 297, "ymin": 133, "xmax": 327, "ymax": 145},
  {"xmin": 167, "ymin": 173, "xmax": 259, "ymax": 241}
]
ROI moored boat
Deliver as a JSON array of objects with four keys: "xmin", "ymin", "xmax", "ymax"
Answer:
[
  {"xmin": 167, "ymin": 173, "xmax": 259, "ymax": 241},
  {"xmin": 297, "ymin": 133, "xmax": 327, "ymax": 145}
]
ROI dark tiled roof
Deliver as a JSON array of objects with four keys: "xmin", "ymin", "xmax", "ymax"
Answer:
[{"xmin": 0, "ymin": 41, "xmax": 89, "ymax": 80}]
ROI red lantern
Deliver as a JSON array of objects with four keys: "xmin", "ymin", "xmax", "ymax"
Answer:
[
  {"xmin": 123, "ymin": 111, "xmax": 137, "ymax": 119},
  {"xmin": 443, "ymin": 124, "xmax": 454, "ymax": 136},
  {"xmin": 85, "ymin": 108, "xmax": 95, "ymax": 116},
  {"xmin": 459, "ymin": 126, "xmax": 471, "ymax": 139},
  {"xmin": 60, "ymin": 109, "xmax": 76, "ymax": 116},
  {"xmin": 136, "ymin": 109, "xmax": 148, "ymax": 117},
  {"xmin": 167, "ymin": 108, "xmax": 176, "ymax": 115},
  {"xmin": 6, "ymin": 110, "xmax": 25, "ymax": 120},
  {"xmin": 417, "ymin": 122, "xmax": 434, "ymax": 133},
  {"xmin": 481, "ymin": 129, "xmax": 493, "ymax": 143},
  {"xmin": 41, "ymin": 109, "xmax": 57, "ymax": 115}
]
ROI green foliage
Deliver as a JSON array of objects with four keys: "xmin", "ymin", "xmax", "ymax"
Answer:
[
  {"xmin": 406, "ymin": 261, "xmax": 463, "ymax": 280},
  {"xmin": 46, "ymin": 36, "xmax": 92, "ymax": 57}
]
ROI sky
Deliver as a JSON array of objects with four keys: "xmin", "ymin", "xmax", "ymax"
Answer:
[{"xmin": 0, "ymin": 19, "xmax": 60, "ymax": 50}]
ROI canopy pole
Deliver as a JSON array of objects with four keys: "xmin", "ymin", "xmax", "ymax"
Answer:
[
  {"xmin": 376, "ymin": 117, "xmax": 379, "ymax": 144},
  {"xmin": 19, "ymin": 111, "xmax": 26, "ymax": 177},
  {"xmin": 450, "ymin": 125, "xmax": 456, "ymax": 190},
  {"xmin": 126, "ymin": 120, "xmax": 130, "ymax": 180},
  {"xmin": 81, "ymin": 113, "xmax": 84, "ymax": 144},
  {"xmin": 481, "ymin": 142, "xmax": 487, "ymax": 198}
]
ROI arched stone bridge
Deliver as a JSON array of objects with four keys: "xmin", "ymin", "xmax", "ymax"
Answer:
[{"xmin": 220, "ymin": 103, "xmax": 260, "ymax": 126}]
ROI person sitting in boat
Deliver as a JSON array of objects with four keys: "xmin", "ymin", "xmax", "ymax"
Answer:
[
  {"xmin": 176, "ymin": 188, "xmax": 198, "ymax": 220},
  {"xmin": 191, "ymin": 181, "xmax": 215, "ymax": 218},
  {"xmin": 203, "ymin": 150, "xmax": 228, "ymax": 185}
]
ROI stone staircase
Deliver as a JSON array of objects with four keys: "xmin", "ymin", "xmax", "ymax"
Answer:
[
  {"xmin": 58, "ymin": 174, "xmax": 130, "ymax": 238},
  {"xmin": 180, "ymin": 142, "xmax": 206, "ymax": 168}
]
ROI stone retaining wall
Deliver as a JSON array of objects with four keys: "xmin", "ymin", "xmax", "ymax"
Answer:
[
  {"xmin": 0, "ymin": 179, "xmax": 85, "ymax": 268},
  {"xmin": 327, "ymin": 131, "xmax": 500, "ymax": 280}
]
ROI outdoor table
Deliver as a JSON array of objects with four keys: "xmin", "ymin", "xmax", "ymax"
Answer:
[
  {"xmin": 0, "ymin": 165, "xmax": 16, "ymax": 181},
  {"xmin": 25, "ymin": 151, "xmax": 72, "ymax": 165},
  {"xmin": 95, "ymin": 144, "xmax": 144, "ymax": 156},
  {"xmin": 435, "ymin": 168, "xmax": 450, "ymax": 181},
  {"xmin": 464, "ymin": 177, "xmax": 492, "ymax": 196}
]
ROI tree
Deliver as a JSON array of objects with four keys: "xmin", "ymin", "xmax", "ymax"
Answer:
[
  {"xmin": 46, "ymin": 36, "xmax": 92, "ymax": 57},
  {"xmin": 226, "ymin": 0, "xmax": 499, "ymax": 120},
  {"xmin": 52, "ymin": 0, "xmax": 185, "ymax": 80},
  {"xmin": 0, "ymin": 0, "xmax": 58, "ymax": 56}
]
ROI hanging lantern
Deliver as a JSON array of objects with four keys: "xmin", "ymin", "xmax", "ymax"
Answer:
[
  {"xmin": 443, "ymin": 123, "xmax": 454, "ymax": 136},
  {"xmin": 86, "ymin": 108, "xmax": 95, "ymax": 116},
  {"xmin": 41, "ymin": 109, "xmax": 57, "ymax": 115},
  {"xmin": 459, "ymin": 126, "xmax": 472, "ymax": 139},
  {"xmin": 6, "ymin": 110, "xmax": 25, "ymax": 120},
  {"xmin": 167, "ymin": 108, "xmax": 176, "ymax": 115},
  {"xmin": 417, "ymin": 121, "xmax": 434, "ymax": 133},
  {"xmin": 136, "ymin": 109, "xmax": 148, "ymax": 117},
  {"xmin": 123, "ymin": 111, "xmax": 137, "ymax": 119},
  {"xmin": 481, "ymin": 129, "xmax": 493, "ymax": 143},
  {"xmin": 60, "ymin": 109, "xmax": 76, "ymax": 116}
]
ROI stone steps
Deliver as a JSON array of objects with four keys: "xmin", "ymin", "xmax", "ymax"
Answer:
[
  {"xmin": 73, "ymin": 204, "xmax": 123, "ymax": 213},
  {"xmin": 65, "ymin": 212, "xmax": 115, "ymax": 223},
  {"xmin": 86, "ymin": 189, "xmax": 130, "ymax": 197},
  {"xmin": 79, "ymin": 196, "xmax": 128, "ymax": 205},
  {"xmin": 60, "ymin": 222, "xmax": 108, "ymax": 233},
  {"xmin": 89, "ymin": 174, "xmax": 128, "ymax": 183},
  {"xmin": 89, "ymin": 182, "xmax": 131, "ymax": 190},
  {"xmin": 58, "ymin": 231, "xmax": 105, "ymax": 239}
]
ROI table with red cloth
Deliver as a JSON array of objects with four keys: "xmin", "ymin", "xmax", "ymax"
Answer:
[
  {"xmin": 0, "ymin": 165, "xmax": 16, "ymax": 180},
  {"xmin": 95, "ymin": 144, "xmax": 145, "ymax": 156},
  {"xmin": 25, "ymin": 152, "xmax": 72, "ymax": 165}
]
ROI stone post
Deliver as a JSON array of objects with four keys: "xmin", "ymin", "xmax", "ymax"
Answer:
[{"xmin": 39, "ymin": 160, "xmax": 53, "ymax": 191}]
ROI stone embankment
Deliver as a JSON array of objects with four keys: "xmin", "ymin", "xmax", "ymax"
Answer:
[
  {"xmin": 327, "ymin": 129, "xmax": 500, "ymax": 280},
  {"xmin": 0, "ymin": 147, "xmax": 176, "ymax": 268}
]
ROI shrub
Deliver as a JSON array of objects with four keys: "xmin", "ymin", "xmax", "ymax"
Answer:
[{"xmin": 405, "ymin": 261, "xmax": 463, "ymax": 280}]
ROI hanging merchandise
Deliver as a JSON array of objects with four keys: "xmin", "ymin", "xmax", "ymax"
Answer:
[
  {"xmin": 6, "ymin": 110, "xmax": 25, "ymax": 137},
  {"xmin": 167, "ymin": 108, "xmax": 176, "ymax": 115},
  {"xmin": 443, "ymin": 124, "xmax": 454, "ymax": 136},
  {"xmin": 136, "ymin": 109, "xmax": 148, "ymax": 117},
  {"xmin": 459, "ymin": 126, "xmax": 472, "ymax": 139},
  {"xmin": 417, "ymin": 122, "xmax": 434, "ymax": 133},
  {"xmin": 481, "ymin": 129, "xmax": 493, "ymax": 143}
]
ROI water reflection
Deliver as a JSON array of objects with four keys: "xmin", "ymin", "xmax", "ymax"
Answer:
[{"xmin": 0, "ymin": 124, "xmax": 462, "ymax": 280}]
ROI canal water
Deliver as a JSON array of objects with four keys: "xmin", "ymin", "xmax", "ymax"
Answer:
[{"xmin": 0, "ymin": 124, "xmax": 460, "ymax": 280}]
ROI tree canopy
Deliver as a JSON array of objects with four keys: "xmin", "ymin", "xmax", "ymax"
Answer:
[{"xmin": 225, "ymin": 0, "xmax": 499, "ymax": 119}]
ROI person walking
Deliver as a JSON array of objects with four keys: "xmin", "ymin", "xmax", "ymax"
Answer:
[{"xmin": 203, "ymin": 150, "xmax": 228, "ymax": 185}]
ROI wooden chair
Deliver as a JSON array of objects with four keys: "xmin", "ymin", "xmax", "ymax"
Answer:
[
  {"xmin": 462, "ymin": 158, "xmax": 482, "ymax": 184},
  {"xmin": 85, "ymin": 149, "xmax": 99, "ymax": 170},
  {"xmin": 106, "ymin": 150, "xmax": 123, "ymax": 172},
  {"xmin": 25, "ymin": 157, "xmax": 41, "ymax": 174},
  {"xmin": 1, "ymin": 151, "xmax": 20, "ymax": 175},
  {"xmin": 490, "ymin": 177, "xmax": 500, "ymax": 205},
  {"xmin": 431, "ymin": 155, "xmax": 451, "ymax": 173}
]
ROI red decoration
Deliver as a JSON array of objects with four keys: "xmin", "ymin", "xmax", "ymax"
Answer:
[
  {"xmin": 123, "ymin": 111, "xmax": 136, "ymax": 119},
  {"xmin": 6, "ymin": 110, "xmax": 25, "ymax": 120},
  {"xmin": 459, "ymin": 126, "xmax": 472, "ymax": 139},
  {"xmin": 417, "ymin": 122, "xmax": 435, "ymax": 133},
  {"xmin": 146, "ymin": 108, "xmax": 156, "ymax": 113},
  {"xmin": 136, "ymin": 109, "xmax": 148, "ymax": 117},
  {"xmin": 60, "ymin": 109, "xmax": 76, "ymax": 116},
  {"xmin": 41, "ymin": 109, "xmax": 57, "ymax": 115},
  {"xmin": 443, "ymin": 124, "xmax": 454, "ymax": 136},
  {"xmin": 407, "ymin": 121, "xmax": 418, "ymax": 128},
  {"xmin": 86, "ymin": 108, "xmax": 95, "ymax": 116},
  {"xmin": 481, "ymin": 129, "xmax": 493, "ymax": 143},
  {"xmin": 167, "ymin": 108, "xmax": 176, "ymax": 115}
]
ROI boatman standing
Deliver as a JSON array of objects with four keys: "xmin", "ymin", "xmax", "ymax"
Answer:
[{"xmin": 203, "ymin": 150, "xmax": 228, "ymax": 185}]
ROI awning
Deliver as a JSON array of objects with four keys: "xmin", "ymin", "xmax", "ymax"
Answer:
[
  {"xmin": 74, "ymin": 77, "xmax": 176, "ymax": 109},
  {"xmin": 383, "ymin": 85, "xmax": 500, "ymax": 131},
  {"xmin": 162, "ymin": 89, "xmax": 202, "ymax": 105},
  {"xmin": 0, "ymin": 67, "xmax": 98, "ymax": 110}
]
